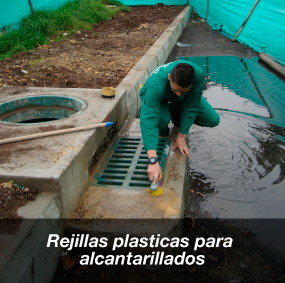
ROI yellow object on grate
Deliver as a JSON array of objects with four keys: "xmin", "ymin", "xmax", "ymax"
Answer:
[{"xmin": 147, "ymin": 186, "xmax": 164, "ymax": 196}]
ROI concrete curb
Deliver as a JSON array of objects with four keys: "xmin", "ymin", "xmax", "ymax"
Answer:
[
  {"xmin": 0, "ymin": 6, "xmax": 192, "ymax": 283},
  {"xmin": 0, "ymin": 193, "xmax": 63, "ymax": 283},
  {"xmin": 259, "ymin": 52, "xmax": 285, "ymax": 78},
  {"xmin": 0, "ymin": 87, "xmax": 128, "ymax": 218}
]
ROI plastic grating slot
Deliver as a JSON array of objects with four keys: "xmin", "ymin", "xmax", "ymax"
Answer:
[
  {"xmin": 94, "ymin": 137, "xmax": 170, "ymax": 189},
  {"xmin": 137, "ymin": 160, "xmax": 149, "ymax": 164},
  {"xmin": 114, "ymin": 150, "xmax": 136, "ymax": 154},
  {"xmin": 109, "ymin": 159, "xmax": 132, "ymax": 164},
  {"xmin": 135, "ymin": 165, "xmax": 148, "ymax": 170},
  {"xmin": 131, "ymin": 176, "xmax": 149, "ymax": 182},
  {"xmin": 110, "ymin": 155, "xmax": 134, "ymax": 159},
  {"xmin": 129, "ymin": 182, "xmax": 150, "ymax": 188},
  {"xmin": 97, "ymin": 181, "xmax": 124, "ymax": 186},
  {"xmin": 133, "ymin": 169, "xmax": 148, "ymax": 174},
  {"xmin": 106, "ymin": 164, "xmax": 130, "ymax": 169},
  {"xmin": 103, "ymin": 169, "xmax": 128, "ymax": 174},
  {"xmin": 100, "ymin": 175, "xmax": 126, "ymax": 180}
]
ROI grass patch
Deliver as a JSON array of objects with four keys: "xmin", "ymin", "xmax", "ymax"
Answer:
[
  {"xmin": 103, "ymin": 0, "xmax": 130, "ymax": 11},
  {"xmin": 0, "ymin": 0, "xmax": 129, "ymax": 60}
]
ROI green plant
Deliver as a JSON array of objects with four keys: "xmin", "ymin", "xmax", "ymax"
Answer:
[
  {"xmin": 0, "ymin": 0, "xmax": 128, "ymax": 59},
  {"xmin": 118, "ymin": 6, "xmax": 130, "ymax": 12}
]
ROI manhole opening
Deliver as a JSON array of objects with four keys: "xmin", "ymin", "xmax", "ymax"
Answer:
[
  {"xmin": 93, "ymin": 137, "xmax": 170, "ymax": 190},
  {"xmin": 18, "ymin": 118, "xmax": 59, "ymax": 124},
  {"xmin": 0, "ymin": 95, "xmax": 87, "ymax": 125}
]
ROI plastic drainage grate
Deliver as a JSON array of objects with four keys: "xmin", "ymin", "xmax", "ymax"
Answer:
[{"xmin": 93, "ymin": 137, "xmax": 170, "ymax": 189}]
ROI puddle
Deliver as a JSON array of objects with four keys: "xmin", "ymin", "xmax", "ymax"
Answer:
[
  {"xmin": 181, "ymin": 56, "xmax": 285, "ymax": 218},
  {"xmin": 189, "ymin": 112, "xmax": 285, "ymax": 218}
]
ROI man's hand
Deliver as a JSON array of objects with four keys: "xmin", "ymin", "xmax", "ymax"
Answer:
[
  {"xmin": 171, "ymin": 133, "xmax": 189, "ymax": 157},
  {"xmin": 147, "ymin": 163, "xmax": 162, "ymax": 185}
]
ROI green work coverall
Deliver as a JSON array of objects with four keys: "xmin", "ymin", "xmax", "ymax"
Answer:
[{"xmin": 139, "ymin": 60, "xmax": 220, "ymax": 151}]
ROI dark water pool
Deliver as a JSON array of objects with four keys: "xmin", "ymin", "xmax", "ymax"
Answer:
[{"xmin": 184, "ymin": 56, "xmax": 285, "ymax": 218}]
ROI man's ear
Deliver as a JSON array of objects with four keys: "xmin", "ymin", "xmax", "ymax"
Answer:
[{"xmin": 168, "ymin": 73, "xmax": 171, "ymax": 81}]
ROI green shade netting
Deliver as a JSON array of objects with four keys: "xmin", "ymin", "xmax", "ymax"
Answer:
[
  {"xmin": 181, "ymin": 56, "xmax": 285, "ymax": 128},
  {"xmin": 0, "ymin": 0, "xmax": 75, "ymax": 30},
  {"xmin": 120, "ymin": 0, "xmax": 187, "ymax": 5},
  {"xmin": 189, "ymin": 0, "xmax": 285, "ymax": 66},
  {"xmin": 0, "ymin": 0, "xmax": 187, "ymax": 30}
]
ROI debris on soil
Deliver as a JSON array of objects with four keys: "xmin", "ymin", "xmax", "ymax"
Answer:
[
  {"xmin": 0, "ymin": 4, "xmax": 185, "ymax": 89},
  {"xmin": 61, "ymin": 255, "xmax": 78, "ymax": 272},
  {"xmin": 0, "ymin": 180, "xmax": 38, "ymax": 234}
]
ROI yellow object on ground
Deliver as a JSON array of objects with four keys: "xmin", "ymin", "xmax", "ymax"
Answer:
[
  {"xmin": 0, "ymin": 180, "xmax": 13, "ymax": 188},
  {"xmin": 147, "ymin": 186, "xmax": 164, "ymax": 196},
  {"xmin": 0, "ymin": 180, "xmax": 24, "ymax": 189},
  {"xmin": 102, "ymin": 87, "xmax": 115, "ymax": 98}
]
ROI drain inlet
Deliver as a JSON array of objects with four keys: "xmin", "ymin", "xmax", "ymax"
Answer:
[{"xmin": 94, "ymin": 137, "xmax": 170, "ymax": 189}]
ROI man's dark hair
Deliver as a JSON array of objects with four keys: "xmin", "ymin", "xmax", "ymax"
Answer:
[{"xmin": 170, "ymin": 63, "xmax": 195, "ymax": 88}]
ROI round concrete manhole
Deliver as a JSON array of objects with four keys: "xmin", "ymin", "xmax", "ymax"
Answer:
[{"xmin": 0, "ymin": 95, "xmax": 87, "ymax": 125}]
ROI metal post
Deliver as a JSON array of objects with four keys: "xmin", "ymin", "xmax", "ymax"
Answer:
[
  {"xmin": 232, "ymin": 0, "xmax": 260, "ymax": 41},
  {"xmin": 28, "ymin": 0, "xmax": 35, "ymax": 14},
  {"xmin": 207, "ymin": 0, "xmax": 209, "ymax": 19}
]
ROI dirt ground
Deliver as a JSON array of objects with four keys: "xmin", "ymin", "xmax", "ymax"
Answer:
[
  {"xmin": 0, "ymin": 4, "xmax": 185, "ymax": 89},
  {"xmin": 0, "ymin": 181, "xmax": 38, "ymax": 233}
]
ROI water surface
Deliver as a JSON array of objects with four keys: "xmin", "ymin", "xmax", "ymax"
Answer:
[{"xmin": 182, "ymin": 56, "xmax": 285, "ymax": 218}]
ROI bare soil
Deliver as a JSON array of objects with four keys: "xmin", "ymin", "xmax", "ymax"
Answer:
[
  {"xmin": 0, "ymin": 181, "xmax": 38, "ymax": 233},
  {"xmin": 0, "ymin": 4, "xmax": 185, "ymax": 89}
]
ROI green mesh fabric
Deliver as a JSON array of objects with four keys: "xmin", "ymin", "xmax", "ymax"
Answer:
[
  {"xmin": 189, "ymin": 0, "xmax": 285, "ymax": 65},
  {"xmin": 181, "ymin": 56, "xmax": 285, "ymax": 128}
]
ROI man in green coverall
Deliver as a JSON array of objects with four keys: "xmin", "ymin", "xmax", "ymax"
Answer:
[{"xmin": 139, "ymin": 60, "xmax": 220, "ymax": 185}]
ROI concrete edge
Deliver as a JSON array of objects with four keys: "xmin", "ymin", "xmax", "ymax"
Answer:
[
  {"xmin": 0, "ymin": 193, "xmax": 63, "ymax": 283},
  {"xmin": 57, "ymin": 88, "xmax": 128, "ymax": 217},
  {"xmin": 259, "ymin": 52, "xmax": 285, "ymax": 78}
]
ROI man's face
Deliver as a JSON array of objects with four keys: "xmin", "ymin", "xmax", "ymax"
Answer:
[{"xmin": 168, "ymin": 73, "xmax": 191, "ymax": 97}]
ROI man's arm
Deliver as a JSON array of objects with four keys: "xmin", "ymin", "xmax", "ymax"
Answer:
[
  {"xmin": 146, "ymin": 150, "xmax": 162, "ymax": 185},
  {"xmin": 140, "ymin": 87, "xmax": 161, "ymax": 152},
  {"xmin": 140, "ymin": 85, "xmax": 165, "ymax": 184}
]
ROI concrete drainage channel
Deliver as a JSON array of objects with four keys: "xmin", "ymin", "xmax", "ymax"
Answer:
[{"xmin": 0, "ymin": 6, "xmax": 192, "ymax": 283}]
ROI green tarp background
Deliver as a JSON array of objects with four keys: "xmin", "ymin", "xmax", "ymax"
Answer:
[
  {"xmin": 0, "ymin": 0, "xmax": 75, "ymax": 30},
  {"xmin": 0, "ymin": 0, "xmax": 187, "ymax": 31},
  {"xmin": 1, "ymin": 0, "xmax": 284, "ymax": 67},
  {"xmin": 181, "ymin": 56, "xmax": 285, "ymax": 129},
  {"xmin": 189, "ymin": 0, "xmax": 285, "ymax": 66},
  {"xmin": 119, "ymin": 0, "xmax": 187, "ymax": 5}
]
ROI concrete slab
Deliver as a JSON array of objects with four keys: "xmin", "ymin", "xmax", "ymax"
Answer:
[
  {"xmin": 0, "ymin": 87, "xmax": 127, "ymax": 217},
  {"xmin": 0, "ymin": 193, "xmax": 63, "ymax": 283},
  {"xmin": 68, "ymin": 119, "xmax": 188, "ymax": 234}
]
